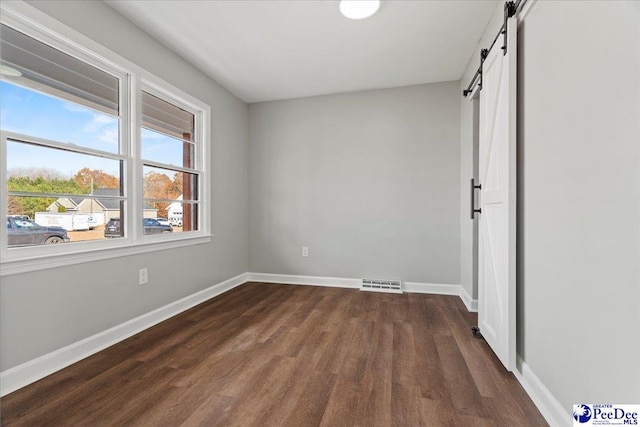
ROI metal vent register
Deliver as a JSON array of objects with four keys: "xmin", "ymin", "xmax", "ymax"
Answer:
[{"xmin": 360, "ymin": 279, "xmax": 402, "ymax": 294}]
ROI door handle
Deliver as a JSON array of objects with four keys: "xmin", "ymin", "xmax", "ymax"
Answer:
[{"xmin": 470, "ymin": 178, "xmax": 482, "ymax": 219}]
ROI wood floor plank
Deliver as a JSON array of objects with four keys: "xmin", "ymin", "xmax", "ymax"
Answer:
[
  {"xmin": 441, "ymin": 304, "xmax": 507, "ymax": 398},
  {"xmin": 1, "ymin": 283, "xmax": 548, "ymax": 426},
  {"xmin": 213, "ymin": 355, "xmax": 298, "ymax": 427},
  {"xmin": 434, "ymin": 334, "xmax": 491, "ymax": 420},
  {"xmin": 319, "ymin": 377, "xmax": 361, "ymax": 427},
  {"xmin": 179, "ymin": 394, "xmax": 237, "ymax": 427},
  {"xmin": 248, "ymin": 328, "xmax": 338, "ymax": 425},
  {"xmin": 283, "ymin": 372, "xmax": 338, "ymax": 427},
  {"xmin": 408, "ymin": 294, "xmax": 450, "ymax": 401}
]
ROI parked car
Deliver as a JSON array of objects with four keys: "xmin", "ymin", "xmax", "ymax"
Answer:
[
  {"xmin": 104, "ymin": 218, "xmax": 173, "ymax": 238},
  {"xmin": 6, "ymin": 216, "xmax": 70, "ymax": 247},
  {"xmin": 8, "ymin": 214, "xmax": 31, "ymax": 221},
  {"xmin": 155, "ymin": 217, "xmax": 171, "ymax": 227},
  {"xmin": 169, "ymin": 216, "xmax": 183, "ymax": 227}
]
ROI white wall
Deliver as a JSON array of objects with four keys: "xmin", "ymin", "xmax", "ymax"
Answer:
[
  {"xmin": 249, "ymin": 83, "xmax": 460, "ymax": 284},
  {"xmin": 0, "ymin": 1, "xmax": 249, "ymax": 371},
  {"xmin": 461, "ymin": 0, "xmax": 640, "ymax": 416}
]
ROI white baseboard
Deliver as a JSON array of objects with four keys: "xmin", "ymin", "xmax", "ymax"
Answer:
[
  {"xmin": 247, "ymin": 272, "xmax": 361, "ymax": 289},
  {"xmin": 513, "ymin": 355, "xmax": 571, "ymax": 427},
  {"xmin": 459, "ymin": 286, "xmax": 479, "ymax": 312},
  {"xmin": 248, "ymin": 273, "xmax": 478, "ymax": 311},
  {"xmin": 404, "ymin": 281, "xmax": 478, "ymax": 312},
  {"xmin": 0, "ymin": 272, "xmax": 250, "ymax": 397},
  {"xmin": 403, "ymin": 281, "xmax": 458, "ymax": 295}
]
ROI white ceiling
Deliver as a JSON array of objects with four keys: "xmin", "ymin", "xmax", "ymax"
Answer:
[{"xmin": 107, "ymin": 1, "xmax": 498, "ymax": 103}]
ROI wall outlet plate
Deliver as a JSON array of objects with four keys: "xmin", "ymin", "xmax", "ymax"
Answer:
[
  {"xmin": 138, "ymin": 268, "xmax": 148, "ymax": 285},
  {"xmin": 302, "ymin": 246, "xmax": 309, "ymax": 257}
]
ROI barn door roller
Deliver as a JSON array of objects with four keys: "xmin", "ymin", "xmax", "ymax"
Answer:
[{"xmin": 463, "ymin": 0, "xmax": 521, "ymax": 97}]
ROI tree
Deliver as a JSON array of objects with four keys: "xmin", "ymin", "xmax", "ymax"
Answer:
[
  {"xmin": 7, "ymin": 196, "xmax": 22, "ymax": 216},
  {"xmin": 8, "ymin": 167, "xmax": 68, "ymax": 180},
  {"xmin": 74, "ymin": 168, "xmax": 119, "ymax": 192},
  {"xmin": 171, "ymin": 172, "xmax": 184, "ymax": 196},
  {"xmin": 6, "ymin": 175, "xmax": 82, "ymax": 217},
  {"xmin": 144, "ymin": 171, "xmax": 182, "ymax": 218}
]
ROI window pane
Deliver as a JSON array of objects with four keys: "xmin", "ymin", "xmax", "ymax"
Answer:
[
  {"xmin": 7, "ymin": 139, "xmax": 123, "ymax": 195},
  {"xmin": 6, "ymin": 196, "xmax": 124, "ymax": 246},
  {"xmin": 141, "ymin": 127, "xmax": 195, "ymax": 168},
  {"xmin": 143, "ymin": 165, "xmax": 197, "ymax": 202},
  {"xmin": 143, "ymin": 201, "xmax": 198, "ymax": 233},
  {"xmin": 1, "ymin": 82, "xmax": 119, "ymax": 153},
  {"xmin": 142, "ymin": 91, "xmax": 194, "ymax": 142}
]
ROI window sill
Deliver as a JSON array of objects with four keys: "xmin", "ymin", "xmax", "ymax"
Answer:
[{"xmin": 0, "ymin": 233, "xmax": 212, "ymax": 277}]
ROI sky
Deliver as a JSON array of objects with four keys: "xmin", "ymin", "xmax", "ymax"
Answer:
[{"xmin": 1, "ymin": 81, "xmax": 186, "ymax": 180}]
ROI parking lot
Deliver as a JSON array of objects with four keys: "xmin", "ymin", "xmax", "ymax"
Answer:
[
  {"xmin": 67, "ymin": 225, "xmax": 183, "ymax": 242},
  {"xmin": 67, "ymin": 225, "xmax": 106, "ymax": 242}
]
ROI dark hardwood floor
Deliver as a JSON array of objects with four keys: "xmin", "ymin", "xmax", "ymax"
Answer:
[{"xmin": 1, "ymin": 282, "xmax": 547, "ymax": 426}]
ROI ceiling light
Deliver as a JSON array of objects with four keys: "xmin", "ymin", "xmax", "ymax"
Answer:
[
  {"xmin": 0, "ymin": 65, "xmax": 22, "ymax": 77},
  {"xmin": 340, "ymin": 0, "xmax": 380, "ymax": 20}
]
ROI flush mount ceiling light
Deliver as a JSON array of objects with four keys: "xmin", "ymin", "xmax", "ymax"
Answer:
[
  {"xmin": 340, "ymin": 0, "xmax": 380, "ymax": 20},
  {"xmin": 0, "ymin": 64, "xmax": 22, "ymax": 77}
]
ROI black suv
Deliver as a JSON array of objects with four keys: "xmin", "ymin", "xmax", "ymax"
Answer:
[{"xmin": 104, "ymin": 218, "xmax": 173, "ymax": 238}]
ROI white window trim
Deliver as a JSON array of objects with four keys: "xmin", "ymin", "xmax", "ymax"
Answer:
[{"xmin": 0, "ymin": 1, "xmax": 212, "ymax": 277}]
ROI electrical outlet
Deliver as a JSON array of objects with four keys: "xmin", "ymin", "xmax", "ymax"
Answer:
[
  {"xmin": 139, "ymin": 268, "xmax": 148, "ymax": 285},
  {"xmin": 302, "ymin": 246, "xmax": 309, "ymax": 257}
]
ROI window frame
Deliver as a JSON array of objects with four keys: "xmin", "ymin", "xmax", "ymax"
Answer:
[
  {"xmin": 138, "ymin": 81, "xmax": 207, "ymax": 238},
  {"xmin": 0, "ymin": 1, "xmax": 212, "ymax": 276}
]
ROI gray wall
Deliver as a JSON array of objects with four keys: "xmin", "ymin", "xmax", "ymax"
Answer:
[
  {"xmin": 461, "ymin": 0, "xmax": 640, "ymax": 412},
  {"xmin": 0, "ymin": 1, "xmax": 249, "ymax": 371},
  {"xmin": 248, "ymin": 83, "xmax": 460, "ymax": 284},
  {"xmin": 518, "ymin": 0, "xmax": 640, "ymax": 408}
]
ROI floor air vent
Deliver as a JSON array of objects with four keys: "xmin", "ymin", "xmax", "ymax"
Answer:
[{"xmin": 360, "ymin": 279, "xmax": 402, "ymax": 294}]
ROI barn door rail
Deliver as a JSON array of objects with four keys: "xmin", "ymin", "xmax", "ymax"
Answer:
[{"xmin": 462, "ymin": 0, "xmax": 522, "ymax": 97}]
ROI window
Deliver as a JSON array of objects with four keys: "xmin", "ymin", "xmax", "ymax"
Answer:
[
  {"xmin": 1, "ymin": 23, "xmax": 125, "ymax": 245},
  {"xmin": 0, "ymin": 4, "xmax": 210, "ymax": 275},
  {"xmin": 141, "ymin": 90, "xmax": 200, "ymax": 234}
]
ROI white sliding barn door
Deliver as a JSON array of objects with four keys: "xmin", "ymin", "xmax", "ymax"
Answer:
[{"xmin": 478, "ymin": 17, "xmax": 517, "ymax": 371}]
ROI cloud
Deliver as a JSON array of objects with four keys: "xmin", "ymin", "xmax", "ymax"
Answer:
[
  {"xmin": 83, "ymin": 113, "xmax": 118, "ymax": 146},
  {"xmin": 84, "ymin": 113, "xmax": 115, "ymax": 132},
  {"xmin": 97, "ymin": 126, "xmax": 119, "ymax": 145}
]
